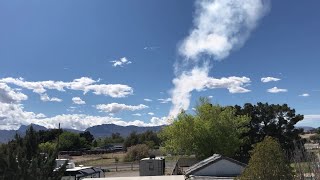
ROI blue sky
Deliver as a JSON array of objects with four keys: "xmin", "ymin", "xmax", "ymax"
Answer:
[{"xmin": 0, "ymin": 0, "xmax": 319, "ymax": 130}]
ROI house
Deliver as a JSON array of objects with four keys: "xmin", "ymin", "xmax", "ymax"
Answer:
[
  {"xmin": 185, "ymin": 154, "xmax": 246, "ymax": 179},
  {"xmin": 83, "ymin": 176, "xmax": 185, "ymax": 180}
]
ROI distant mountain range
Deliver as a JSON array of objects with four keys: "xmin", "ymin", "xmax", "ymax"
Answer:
[
  {"xmin": 296, "ymin": 126, "xmax": 315, "ymax": 132},
  {"xmin": 86, "ymin": 124, "xmax": 163, "ymax": 138},
  {"xmin": 0, "ymin": 123, "xmax": 163, "ymax": 143}
]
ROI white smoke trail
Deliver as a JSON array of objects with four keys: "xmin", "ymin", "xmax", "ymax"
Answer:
[{"xmin": 169, "ymin": 0, "xmax": 270, "ymax": 117}]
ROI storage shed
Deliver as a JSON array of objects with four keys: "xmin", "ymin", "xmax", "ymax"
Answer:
[{"xmin": 139, "ymin": 156, "xmax": 165, "ymax": 176}]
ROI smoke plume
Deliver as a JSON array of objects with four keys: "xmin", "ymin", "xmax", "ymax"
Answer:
[{"xmin": 169, "ymin": 0, "xmax": 270, "ymax": 117}]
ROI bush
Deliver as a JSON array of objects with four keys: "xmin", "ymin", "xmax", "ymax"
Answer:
[
  {"xmin": 238, "ymin": 136, "xmax": 293, "ymax": 180},
  {"xmin": 124, "ymin": 144, "xmax": 150, "ymax": 162}
]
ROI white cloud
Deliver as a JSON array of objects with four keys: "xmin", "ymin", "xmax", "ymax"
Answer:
[
  {"xmin": 96, "ymin": 103, "xmax": 148, "ymax": 113},
  {"xmin": 0, "ymin": 77, "xmax": 133, "ymax": 98},
  {"xmin": 179, "ymin": 0, "xmax": 270, "ymax": 60},
  {"xmin": 148, "ymin": 112, "xmax": 155, "ymax": 116},
  {"xmin": 110, "ymin": 57, "xmax": 132, "ymax": 67},
  {"xmin": 267, "ymin": 87, "xmax": 288, "ymax": 93},
  {"xmin": 132, "ymin": 113, "xmax": 142, "ymax": 116},
  {"xmin": 144, "ymin": 98, "xmax": 152, "ymax": 102},
  {"xmin": 169, "ymin": 66, "xmax": 251, "ymax": 117},
  {"xmin": 261, "ymin": 77, "xmax": 281, "ymax": 83},
  {"xmin": 40, "ymin": 94, "xmax": 62, "ymax": 102},
  {"xmin": 72, "ymin": 97, "xmax": 86, "ymax": 104},
  {"xmin": 208, "ymin": 95, "xmax": 213, "ymax": 99},
  {"xmin": 158, "ymin": 98, "xmax": 172, "ymax": 104},
  {"xmin": 84, "ymin": 84, "xmax": 133, "ymax": 98},
  {"xmin": 299, "ymin": 93, "xmax": 310, "ymax": 97},
  {"xmin": 0, "ymin": 83, "xmax": 28, "ymax": 103},
  {"xmin": 0, "ymin": 102, "xmax": 168, "ymax": 130},
  {"xmin": 0, "ymin": 102, "xmax": 44, "ymax": 130},
  {"xmin": 149, "ymin": 117, "xmax": 168, "ymax": 126}
]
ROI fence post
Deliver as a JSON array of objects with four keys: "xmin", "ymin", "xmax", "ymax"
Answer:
[{"xmin": 116, "ymin": 162, "xmax": 118, "ymax": 172}]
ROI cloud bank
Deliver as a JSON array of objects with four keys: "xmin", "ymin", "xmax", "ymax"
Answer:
[{"xmin": 0, "ymin": 77, "xmax": 133, "ymax": 99}]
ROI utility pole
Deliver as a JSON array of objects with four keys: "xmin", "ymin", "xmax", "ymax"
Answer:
[{"xmin": 57, "ymin": 123, "xmax": 60, "ymax": 159}]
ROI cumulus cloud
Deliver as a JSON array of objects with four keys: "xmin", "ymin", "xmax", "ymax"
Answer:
[
  {"xmin": 110, "ymin": 57, "xmax": 132, "ymax": 67},
  {"xmin": 0, "ymin": 102, "xmax": 44, "ymax": 130},
  {"xmin": 148, "ymin": 112, "xmax": 155, "ymax": 116},
  {"xmin": 96, "ymin": 103, "xmax": 148, "ymax": 113},
  {"xmin": 158, "ymin": 98, "xmax": 172, "ymax": 104},
  {"xmin": 0, "ymin": 77, "xmax": 133, "ymax": 99},
  {"xmin": 261, "ymin": 77, "xmax": 281, "ymax": 83},
  {"xmin": 208, "ymin": 95, "xmax": 213, "ymax": 99},
  {"xmin": 299, "ymin": 93, "xmax": 310, "ymax": 97},
  {"xmin": 169, "ymin": 66, "xmax": 251, "ymax": 117},
  {"xmin": 144, "ymin": 98, "xmax": 152, "ymax": 102},
  {"xmin": 267, "ymin": 87, "xmax": 288, "ymax": 93},
  {"xmin": 72, "ymin": 97, "xmax": 86, "ymax": 104},
  {"xmin": 0, "ymin": 102, "xmax": 167, "ymax": 130},
  {"xmin": 170, "ymin": 0, "xmax": 269, "ymax": 118},
  {"xmin": 0, "ymin": 83, "xmax": 28, "ymax": 103},
  {"xmin": 132, "ymin": 113, "xmax": 142, "ymax": 116},
  {"xmin": 40, "ymin": 94, "xmax": 62, "ymax": 102}
]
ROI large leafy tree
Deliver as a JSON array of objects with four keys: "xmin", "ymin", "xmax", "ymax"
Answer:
[
  {"xmin": 160, "ymin": 98, "xmax": 250, "ymax": 159},
  {"xmin": 0, "ymin": 126, "xmax": 66, "ymax": 180},
  {"xmin": 234, "ymin": 103, "xmax": 304, "ymax": 161},
  {"xmin": 58, "ymin": 131, "xmax": 88, "ymax": 151},
  {"xmin": 239, "ymin": 136, "xmax": 293, "ymax": 180}
]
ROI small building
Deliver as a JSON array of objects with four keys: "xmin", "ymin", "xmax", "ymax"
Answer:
[
  {"xmin": 139, "ymin": 156, "xmax": 165, "ymax": 176},
  {"xmin": 185, "ymin": 154, "xmax": 246, "ymax": 179},
  {"xmin": 83, "ymin": 175, "xmax": 185, "ymax": 180}
]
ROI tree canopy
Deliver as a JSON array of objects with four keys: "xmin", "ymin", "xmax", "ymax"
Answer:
[
  {"xmin": 58, "ymin": 131, "xmax": 89, "ymax": 151},
  {"xmin": 0, "ymin": 126, "xmax": 65, "ymax": 180},
  {"xmin": 239, "ymin": 136, "xmax": 293, "ymax": 180},
  {"xmin": 160, "ymin": 98, "xmax": 250, "ymax": 159},
  {"xmin": 234, "ymin": 102, "xmax": 304, "ymax": 161}
]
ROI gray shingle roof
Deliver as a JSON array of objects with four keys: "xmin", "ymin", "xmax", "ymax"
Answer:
[{"xmin": 185, "ymin": 154, "xmax": 246, "ymax": 176}]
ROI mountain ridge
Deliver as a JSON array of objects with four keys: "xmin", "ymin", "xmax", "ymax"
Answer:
[{"xmin": 0, "ymin": 123, "xmax": 163, "ymax": 143}]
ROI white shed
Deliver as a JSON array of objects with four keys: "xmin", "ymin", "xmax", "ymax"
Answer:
[
  {"xmin": 185, "ymin": 154, "xmax": 246, "ymax": 178},
  {"xmin": 83, "ymin": 175, "xmax": 185, "ymax": 180}
]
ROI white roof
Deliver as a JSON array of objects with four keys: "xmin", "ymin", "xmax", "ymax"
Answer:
[
  {"xmin": 141, "ymin": 157, "xmax": 165, "ymax": 161},
  {"xmin": 83, "ymin": 175, "xmax": 185, "ymax": 180},
  {"xmin": 66, "ymin": 166, "xmax": 93, "ymax": 171}
]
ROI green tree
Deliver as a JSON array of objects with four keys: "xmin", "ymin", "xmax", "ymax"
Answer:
[
  {"xmin": 160, "ymin": 98, "xmax": 249, "ymax": 159},
  {"xmin": 80, "ymin": 131, "xmax": 94, "ymax": 146},
  {"xmin": 234, "ymin": 103, "xmax": 304, "ymax": 161},
  {"xmin": 58, "ymin": 131, "xmax": 88, "ymax": 151},
  {"xmin": 239, "ymin": 136, "xmax": 293, "ymax": 180},
  {"xmin": 39, "ymin": 142, "xmax": 57, "ymax": 154},
  {"xmin": 124, "ymin": 131, "xmax": 140, "ymax": 149},
  {"xmin": 0, "ymin": 127, "xmax": 66, "ymax": 180}
]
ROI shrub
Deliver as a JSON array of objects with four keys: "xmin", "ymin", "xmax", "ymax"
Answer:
[{"xmin": 124, "ymin": 144, "xmax": 150, "ymax": 162}]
